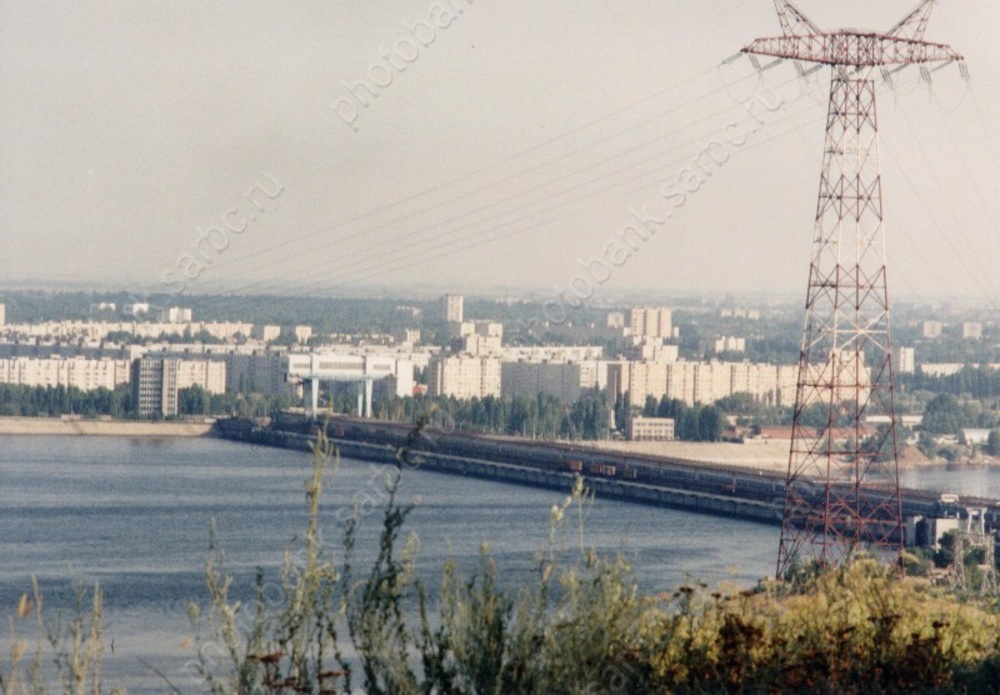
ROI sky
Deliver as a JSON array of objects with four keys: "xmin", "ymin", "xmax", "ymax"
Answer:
[{"xmin": 1, "ymin": 0, "xmax": 998, "ymax": 306}]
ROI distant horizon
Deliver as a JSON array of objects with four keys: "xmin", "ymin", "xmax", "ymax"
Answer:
[{"xmin": 1, "ymin": 278, "xmax": 997, "ymax": 311}]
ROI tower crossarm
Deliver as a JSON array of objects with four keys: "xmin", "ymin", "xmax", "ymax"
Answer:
[{"xmin": 743, "ymin": 32, "xmax": 962, "ymax": 68}]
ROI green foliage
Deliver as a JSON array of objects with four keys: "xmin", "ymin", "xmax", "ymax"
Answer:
[
  {"xmin": 906, "ymin": 365, "xmax": 1000, "ymax": 402},
  {"xmin": 0, "ymin": 383, "xmax": 132, "ymax": 418},
  {"xmin": 365, "ymin": 392, "xmax": 609, "ymax": 441},
  {"xmin": 922, "ymin": 393, "xmax": 998, "ymax": 436},
  {"xmin": 178, "ymin": 385, "xmax": 211, "ymax": 416},
  {"xmin": 642, "ymin": 558, "xmax": 1000, "ymax": 693},
  {"xmin": 654, "ymin": 396, "xmax": 725, "ymax": 441},
  {"xmin": 988, "ymin": 428, "xmax": 1000, "ymax": 457},
  {"xmin": 713, "ymin": 392, "xmax": 789, "ymax": 426}
]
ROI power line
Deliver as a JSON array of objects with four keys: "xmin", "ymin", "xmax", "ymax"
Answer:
[
  {"xmin": 207, "ymin": 64, "xmax": 729, "ymax": 279},
  {"xmin": 226, "ymin": 77, "xmax": 806, "ymax": 295}
]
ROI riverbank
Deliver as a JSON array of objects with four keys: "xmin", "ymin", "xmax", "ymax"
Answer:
[
  {"xmin": 0, "ymin": 416, "xmax": 213, "ymax": 437},
  {"xmin": 569, "ymin": 438, "xmax": 947, "ymax": 471}
]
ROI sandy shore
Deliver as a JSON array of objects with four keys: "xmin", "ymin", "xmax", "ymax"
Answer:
[
  {"xmin": 578, "ymin": 439, "xmax": 946, "ymax": 472},
  {"xmin": 581, "ymin": 440, "xmax": 791, "ymax": 471},
  {"xmin": 0, "ymin": 416, "xmax": 214, "ymax": 437}
]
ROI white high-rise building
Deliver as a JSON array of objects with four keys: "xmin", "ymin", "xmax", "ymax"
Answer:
[
  {"xmin": 0, "ymin": 357, "xmax": 131, "ymax": 391},
  {"xmin": 132, "ymin": 357, "xmax": 226, "ymax": 417},
  {"xmin": 628, "ymin": 307, "xmax": 672, "ymax": 339},
  {"xmin": 160, "ymin": 306, "xmax": 193, "ymax": 323},
  {"xmin": 427, "ymin": 354, "xmax": 500, "ymax": 399},
  {"xmin": 897, "ymin": 347, "xmax": 916, "ymax": 375},
  {"xmin": 962, "ymin": 322, "xmax": 983, "ymax": 339},
  {"xmin": 608, "ymin": 360, "xmax": 798, "ymax": 408},
  {"xmin": 922, "ymin": 321, "xmax": 943, "ymax": 339},
  {"xmin": 441, "ymin": 294, "xmax": 464, "ymax": 323}
]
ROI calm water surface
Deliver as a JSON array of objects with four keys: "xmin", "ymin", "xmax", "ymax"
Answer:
[{"xmin": 2, "ymin": 435, "xmax": 995, "ymax": 692}]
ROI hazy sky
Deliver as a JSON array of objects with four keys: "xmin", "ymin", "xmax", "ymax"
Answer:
[{"xmin": 1, "ymin": 0, "xmax": 998, "ymax": 305}]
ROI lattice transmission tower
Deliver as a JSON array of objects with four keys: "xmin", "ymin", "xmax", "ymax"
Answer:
[{"xmin": 741, "ymin": 0, "xmax": 965, "ymax": 578}]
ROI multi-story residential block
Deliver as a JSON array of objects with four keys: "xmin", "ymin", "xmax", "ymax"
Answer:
[
  {"xmin": 0, "ymin": 320, "xmax": 255, "ymax": 342},
  {"xmin": 427, "ymin": 354, "xmax": 501, "ymax": 399},
  {"xmin": 462, "ymin": 334, "xmax": 503, "ymax": 355},
  {"xmin": 921, "ymin": 363, "xmax": 970, "ymax": 377},
  {"xmin": 628, "ymin": 307, "xmax": 672, "ymax": 339},
  {"xmin": 398, "ymin": 328, "xmax": 421, "ymax": 345},
  {"xmin": 133, "ymin": 358, "xmax": 177, "ymax": 418},
  {"xmin": 227, "ymin": 352, "xmax": 288, "ymax": 396},
  {"xmin": 500, "ymin": 362, "xmax": 582, "ymax": 405},
  {"xmin": 441, "ymin": 294, "xmax": 464, "ymax": 323},
  {"xmin": 962, "ymin": 322, "xmax": 982, "ymax": 339},
  {"xmin": 0, "ymin": 357, "xmax": 131, "ymax": 391},
  {"xmin": 626, "ymin": 340, "xmax": 679, "ymax": 362},
  {"xmin": 607, "ymin": 360, "xmax": 798, "ymax": 407},
  {"xmin": 497, "ymin": 345, "xmax": 603, "ymax": 363},
  {"xmin": 160, "ymin": 306, "xmax": 193, "ymax": 323},
  {"xmin": 713, "ymin": 336, "xmax": 746, "ymax": 354},
  {"xmin": 132, "ymin": 357, "xmax": 226, "ymax": 417},
  {"xmin": 922, "ymin": 321, "xmax": 944, "ymax": 339},
  {"xmin": 722, "ymin": 307, "xmax": 761, "ymax": 320},
  {"xmin": 251, "ymin": 325, "xmax": 282, "ymax": 342},
  {"xmin": 897, "ymin": 347, "xmax": 916, "ymax": 374},
  {"xmin": 451, "ymin": 321, "xmax": 502, "ymax": 354}
]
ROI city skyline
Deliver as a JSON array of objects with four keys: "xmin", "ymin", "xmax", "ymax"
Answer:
[{"xmin": 2, "ymin": 1, "xmax": 998, "ymax": 305}]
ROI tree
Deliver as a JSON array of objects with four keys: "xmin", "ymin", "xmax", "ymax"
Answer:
[
  {"xmin": 178, "ymin": 386, "xmax": 211, "ymax": 416},
  {"xmin": 697, "ymin": 406, "xmax": 725, "ymax": 442},
  {"xmin": 933, "ymin": 529, "xmax": 957, "ymax": 569},
  {"xmin": 643, "ymin": 395, "xmax": 658, "ymax": 417},
  {"xmin": 679, "ymin": 409, "xmax": 699, "ymax": 441},
  {"xmin": 988, "ymin": 429, "xmax": 1000, "ymax": 457},
  {"xmin": 922, "ymin": 394, "xmax": 965, "ymax": 435}
]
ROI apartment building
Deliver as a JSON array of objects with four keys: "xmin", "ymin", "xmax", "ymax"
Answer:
[
  {"xmin": 714, "ymin": 336, "xmax": 746, "ymax": 354},
  {"xmin": 132, "ymin": 356, "xmax": 226, "ymax": 417},
  {"xmin": 427, "ymin": 354, "xmax": 501, "ymax": 399},
  {"xmin": 609, "ymin": 360, "xmax": 798, "ymax": 407},
  {"xmin": 441, "ymin": 294, "xmax": 464, "ymax": 323},
  {"xmin": 0, "ymin": 357, "xmax": 131, "ymax": 391},
  {"xmin": 628, "ymin": 307, "xmax": 672, "ymax": 339},
  {"xmin": 500, "ymin": 361, "xmax": 582, "ymax": 405}
]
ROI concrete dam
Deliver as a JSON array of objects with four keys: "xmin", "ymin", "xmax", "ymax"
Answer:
[{"xmin": 213, "ymin": 414, "xmax": 1000, "ymax": 535}]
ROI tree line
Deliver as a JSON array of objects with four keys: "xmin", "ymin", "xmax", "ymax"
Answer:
[
  {"xmin": 0, "ymin": 383, "xmax": 132, "ymax": 418},
  {"xmin": 362, "ymin": 392, "xmax": 610, "ymax": 441},
  {"xmin": 903, "ymin": 365, "xmax": 1000, "ymax": 401}
]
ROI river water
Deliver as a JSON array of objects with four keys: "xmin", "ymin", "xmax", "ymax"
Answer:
[{"xmin": 1, "ymin": 435, "xmax": 997, "ymax": 692}]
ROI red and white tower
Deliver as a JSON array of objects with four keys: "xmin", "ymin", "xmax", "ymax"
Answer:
[{"xmin": 741, "ymin": 1, "xmax": 964, "ymax": 577}]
